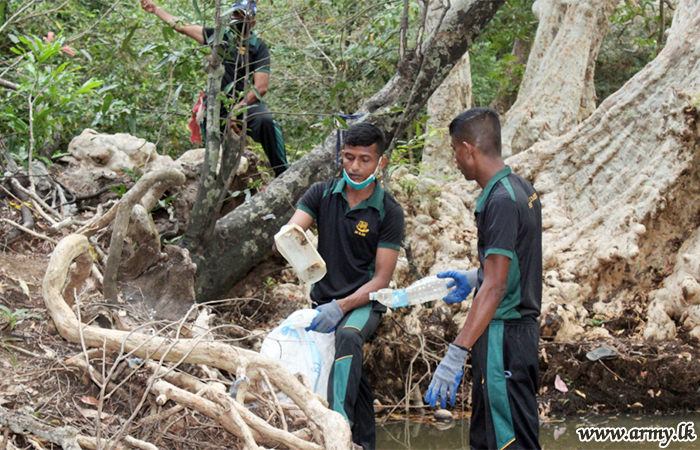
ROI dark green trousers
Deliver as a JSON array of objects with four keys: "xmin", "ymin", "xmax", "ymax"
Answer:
[
  {"xmin": 201, "ymin": 101, "xmax": 289, "ymax": 176},
  {"xmin": 470, "ymin": 319, "xmax": 540, "ymax": 450},
  {"xmin": 328, "ymin": 302, "xmax": 384, "ymax": 450}
]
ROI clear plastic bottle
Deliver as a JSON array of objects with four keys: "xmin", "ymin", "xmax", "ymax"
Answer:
[{"xmin": 369, "ymin": 275, "xmax": 450, "ymax": 309}]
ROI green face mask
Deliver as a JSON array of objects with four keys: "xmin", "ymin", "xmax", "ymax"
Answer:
[{"xmin": 343, "ymin": 161, "xmax": 381, "ymax": 190}]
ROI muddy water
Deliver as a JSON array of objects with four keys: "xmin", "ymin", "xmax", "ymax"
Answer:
[{"xmin": 377, "ymin": 414, "xmax": 700, "ymax": 449}]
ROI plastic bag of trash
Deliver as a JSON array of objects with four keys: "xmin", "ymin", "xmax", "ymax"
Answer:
[{"xmin": 259, "ymin": 309, "xmax": 335, "ymax": 400}]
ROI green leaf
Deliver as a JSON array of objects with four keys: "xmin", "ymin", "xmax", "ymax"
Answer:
[
  {"xmin": 75, "ymin": 78, "xmax": 103, "ymax": 95},
  {"xmin": 192, "ymin": 0, "xmax": 203, "ymax": 22},
  {"xmin": 138, "ymin": 43, "xmax": 158, "ymax": 57},
  {"xmin": 101, "ymin": 93, "xmax": 113, "ymax": 114},
  {"xmin": 8, "ymin": 34, "xmax": 19, "ymax": 44},
  {"xmin": 97, "ymin": 84, "xmax": 118, "ymax": 94},
  {"xmin": 80, "ymin": 49, "xmax": 93, "ymax": 62}
]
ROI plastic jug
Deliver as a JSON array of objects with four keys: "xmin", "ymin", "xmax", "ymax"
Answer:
[{"xmin": 274, "ymin": 224, "xmax": 327, "ymax": 284}]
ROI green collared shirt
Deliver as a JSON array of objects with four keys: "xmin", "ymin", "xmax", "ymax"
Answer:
[
  {"xmin": 298, "ymin": 178, "xmax": 404, "ymax": 305},
  {"xmin": 474, "ymin": 166, "xmax": 542, "ymax": 320}
]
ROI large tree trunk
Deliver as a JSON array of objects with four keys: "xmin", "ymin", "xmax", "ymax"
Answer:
[
  {"xmin": 421, "ymin": 0, "xmax": 474, "ymax": 179},
  {"xmin": 501, "ymin": 0, "xmax": 618, "ymax": 157},
  {"xmin": 192, "ymin": 0, "xmax": 502, "ymax": 301},
  {"xmin": 501, "ymin": 0, "xmax": 700, "ymax": 341},
  {"xmin": 421, "ymin": 52, "xmax": 472, "ymax": 180}
]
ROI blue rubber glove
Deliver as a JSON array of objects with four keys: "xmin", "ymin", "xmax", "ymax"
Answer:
[
  {"xmin": 425, "ymin": 344, "xmax": 468, "ymax": 408},
  {"xmin": 307, "ymin": 300, "xmax": 344, "ymax": 333},
  {"xmin": 437, "ymin": 270, "xmax": 476, "ymax": 304}
]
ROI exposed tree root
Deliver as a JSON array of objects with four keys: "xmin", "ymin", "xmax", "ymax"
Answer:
[{"xmin": 43, "ymin": 233, "xmax": 352, "ymax": 450}]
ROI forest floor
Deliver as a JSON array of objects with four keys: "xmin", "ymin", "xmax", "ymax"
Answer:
[{"xmin": 1, "ymin": 217, "xmax": 699, "ymax": 448}]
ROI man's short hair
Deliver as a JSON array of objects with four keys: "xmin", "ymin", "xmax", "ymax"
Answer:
[
  {"xmin": 344, "ymin": 122, "xmax": 386, "ymax": 156},
  {"xmin": 449, "ymin": 107, "xmax": 502, "ymax": 157}
]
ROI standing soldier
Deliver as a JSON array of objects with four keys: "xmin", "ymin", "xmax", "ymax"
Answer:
[{"xmin": 429, "ymin": 107, "xmax": 542, "ymax": 450}]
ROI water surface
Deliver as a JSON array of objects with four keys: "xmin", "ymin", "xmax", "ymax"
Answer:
[{"xmin": 377, "ymin": 413, "xmax": 700, "ymax": 449}]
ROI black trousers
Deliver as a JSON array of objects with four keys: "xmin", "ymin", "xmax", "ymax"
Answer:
[
  {"xmin": 202, "ymin": 101, "xmax": 289, "ymax": 177},
  {"xmin": 242, "ymin": 102, "xmax": 288, "ymax": 177},
  {"xmin": 470, "ymin": 320, "xmax": 540, "ymax": 450},
  {"xmin": 326, "ymin": 302, "xmax": 384, "ymax": 450}
]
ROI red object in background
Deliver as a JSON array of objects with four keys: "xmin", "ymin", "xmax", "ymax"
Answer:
[{"xmin": 189, "ymin": 91, "xmax": 205, "ymax": 144}]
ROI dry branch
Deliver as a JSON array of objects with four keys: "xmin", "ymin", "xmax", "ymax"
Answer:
[
  {"xmin": 43, "ymin": 234, "xmax": 352, "ymax": 450},
  {"xmin": 0, "ymin": 218, "xmax": 58, "ymax": 244},
  {"xmin": 0, "ymin": 405, "xmax": 80, "ymax": 450}
]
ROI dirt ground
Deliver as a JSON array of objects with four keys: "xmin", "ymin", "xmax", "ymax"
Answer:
[{"xmin": 1, "ymin": 233, "xmax": 699, "ymax": 448}]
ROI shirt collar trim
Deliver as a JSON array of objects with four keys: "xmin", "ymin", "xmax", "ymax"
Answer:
[{"xmin": 476, "ymin": 166, "xmax": 512, "ymax": 213}]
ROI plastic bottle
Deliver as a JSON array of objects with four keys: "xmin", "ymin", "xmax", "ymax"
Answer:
[
  {"xmin": 274, "ymin": 224, "xmax": 327, "ymax": 284},
  {"xmin": 369, "ymin": 275, "xmax": 450, "ymax": 309}
]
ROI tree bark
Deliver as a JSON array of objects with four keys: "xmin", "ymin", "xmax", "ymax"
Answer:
[
  {"xmin": 421, "ymin": 0, "xmax": 474, "ymax": 179},
  {"xmin": 193, "ymin": 0, "xmax": 502, "ymax": 301},
  {"xmin": 501, "ymin": 0, "xmax": 618, "ymax": 157},
  {"xmin": 181, "ymin": 0, "xmax": 244, "ymax": 254},
  {"xmin": 421, "ymin": 53, "xmax": 472, "ymax": 179},
  {"xmin": 501, "ymin": 0, "xmax": 700, "ymax": 341}
]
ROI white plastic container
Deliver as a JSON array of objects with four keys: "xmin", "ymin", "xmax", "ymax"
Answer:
[
  {"xmin": 274, "ymin": 223, "xmax": 327, "ymax": 284},
  {"xmin": 370, "ymin": 275, "xmax": 450, "ymax": 308}
]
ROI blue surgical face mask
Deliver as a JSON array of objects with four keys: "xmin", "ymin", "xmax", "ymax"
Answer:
[{"xmin": 343, "ymin": 161, "xmax": 381, "ymax": 190}]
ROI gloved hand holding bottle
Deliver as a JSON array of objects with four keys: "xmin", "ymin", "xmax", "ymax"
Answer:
[{"xmin": 437, "ymin": 269, "xmax": 479, "ymax": 303}]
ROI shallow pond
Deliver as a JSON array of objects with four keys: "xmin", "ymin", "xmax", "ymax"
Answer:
[{"xmin": 376, "ymin": 413, "xmax": 700, "ymax": 449}]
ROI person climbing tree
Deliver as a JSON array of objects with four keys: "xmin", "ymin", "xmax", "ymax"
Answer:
[{"xmin": 140, "ymin": 0, "xmax": 289, "ymax": 176}]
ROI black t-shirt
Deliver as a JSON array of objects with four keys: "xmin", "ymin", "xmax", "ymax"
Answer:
[
  {"xmin": 474, "ymin": 166, "xmax": 542, "ymax": 320},
  {"xmin": 298, "ymin": 178, "xmax": 405, "ymax": 306},
  {"xmin": 202, "ymin": 28, "xmax": 271, "ymax": 97}
]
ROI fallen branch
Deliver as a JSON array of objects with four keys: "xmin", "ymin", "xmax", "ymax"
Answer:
[
  {"xmin": 0, "ymin": 78, "xmax": 19, "ymax": 91},
  {"xmin": 10, "ymin": 178, "xmax": 61, "ymax": 223},
  {"xmin": 43, "ymin": 234, "xmax": 351, "ymax": 450},
  {"xmin": 4, "ymin": 182, "xmax": 34, "ymax": 245},
  {"xmin": 0, "ymin": 405, "xmax": 80, "ymax": 450},
  {"xmin": 0, "ymin": 218, "xmax": 58, "ymax": 244}
]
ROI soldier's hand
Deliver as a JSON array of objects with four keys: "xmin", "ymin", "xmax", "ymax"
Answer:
[{"xmin": 140, "ymin": 0, "xmax": 157, "ymax": 14}]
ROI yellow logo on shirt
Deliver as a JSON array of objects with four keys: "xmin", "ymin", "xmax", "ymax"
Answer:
[
  {"xmin": 528, "ymin": 193, "xmax": 538, "ymax": 209},
  {"xmin": 355, "ymin": 220, "xmax": 369, "ymax": 236}
]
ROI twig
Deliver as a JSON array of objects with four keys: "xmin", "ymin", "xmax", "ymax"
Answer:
[
  {"xmin": 0, "ymin": 78, "xmax": 19, "ymax": 91},
  {"xmin": 0, "ymin": 218, "xmax": 57, "ymax": 244},
  {"xmin": 27, "ymin": 93, "xmax": 36, "ymax": 193},
  {"xmin": 293, "ymin": 7, "xmax": 337, "ymax": 73},
  {"xmin": 1, "ymin": 343, "xmax": 44, "ymax": 359},
  {"xmin": 10, "ymin": 178, "xmax": 61, "ymax": 223},
  {"xmin": 261, "ymin": 369, "xmax": 288, "ymax": 432},
  {"xmin": 0, "ymin": 0, "xmax": 38, "ymax": 34}
]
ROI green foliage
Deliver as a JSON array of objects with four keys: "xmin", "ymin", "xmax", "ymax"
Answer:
[
  {"xmin": 0, "ymin": 305, "xmax": 42, "ymax": 331},
  {"xmin": 595, "ymin": 0, "xmax": 670, "ymax": 102},
  {"xmin": 1, "ymin": 31, "xmax": 109, "ymax": 165},
  {"xmin": 469, "ymin": 0, "xmax": 537, "ymax": 108}
]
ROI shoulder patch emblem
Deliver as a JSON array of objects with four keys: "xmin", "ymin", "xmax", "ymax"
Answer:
[
  {"xmin": 355, "ymin": 220, "xmax": 369, "ymax": 236},
  {"xmin": 528, "ymin": 193, "xmax": 538, "ymax": 209}
]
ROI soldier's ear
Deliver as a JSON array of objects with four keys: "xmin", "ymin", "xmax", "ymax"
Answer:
[{"xmin": 379, "ymin": 155, "xmax": 388, "ymax": 170}]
